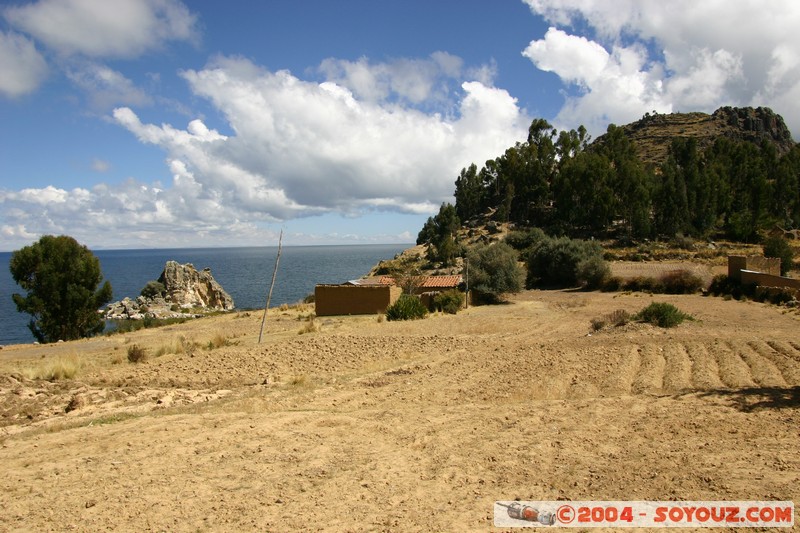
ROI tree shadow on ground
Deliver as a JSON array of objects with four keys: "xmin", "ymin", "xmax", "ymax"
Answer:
[{"xmin": 693, "ymin": 386, "xmax": 800, "ymax": 413}]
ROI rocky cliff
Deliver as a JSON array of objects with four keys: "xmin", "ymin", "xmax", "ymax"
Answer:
[
  {"xmin": 105, "ymin": 261, "xmax": 234, "ymax": 320},
  {"xmin": 158, "ymin": 261, "xmax": 234, "ymax": 310},
  {"xmin": 594, "ymin": 106, "xmax": 796, "ymax": 166}
]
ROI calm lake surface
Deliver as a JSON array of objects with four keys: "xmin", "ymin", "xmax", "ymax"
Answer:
[{"xmin": 0, "ymin": 244, "xmax": 409, "ymax": 345}]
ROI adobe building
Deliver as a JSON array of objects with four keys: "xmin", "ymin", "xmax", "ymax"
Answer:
[{"xmin": 314, "ymin": 275, "xmax": 463, "ymax": 316}]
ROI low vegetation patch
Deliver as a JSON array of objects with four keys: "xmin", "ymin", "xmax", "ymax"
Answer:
[
  {"xmin": 298, "ymin": 317, "xmax": 320, "ymax": 335},
  {"xmin": 707, "ymin": 274, "xmax": 798, "ymax": 306},
  {"xmin": 591, "ymin": 309, "xmax": 633, "ymax": 331},
  {"xmin": 109, "ymin": 316, "xmax": 190, "ymax": 335},
  {"xmin": 527, "ymin": 236, "xmax": 606, "ymax": 288},
  {"xmin": 635, "ymin": 302, "xmax": 694, "ymax": 328},
  {"xmin": 207, "ymin": 332, "xmax": 236, "ymax": 349},
  {"xmin": 127, "ymin": 344, "xmax": 148, "ymax": 363},
  {"xmin": 23, "ymin": 354, "xmax": 82, "ymax": 381},
  {"xmin": 432, "ymin": 289, "xmax": 464, "ymax": 314},
  {"xmin": 386, "ymin": 294, "xmax": 428, "ymax": 321},
  {"xmin": 658, "ymin": 269, "xmax": 705, "ymax": 294},
  {"xmin": 602, "ymin": 269, "xmax": 705, "ymax": 295}
]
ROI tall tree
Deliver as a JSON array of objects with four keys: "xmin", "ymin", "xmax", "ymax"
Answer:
[
  {"xmin": 454, "ymin": 163, "xmax": 485, "ymax": 222},
  {"xmin": 10, "ymin": 235, "xmax": 113, "ymax": 343},
  {"xmin": 596, "ymin": 124, "xmax": 652, "ymax": 237},
  {"xmin": 416, "ymin": 203, "xmax": 461, "ymax": 266}
]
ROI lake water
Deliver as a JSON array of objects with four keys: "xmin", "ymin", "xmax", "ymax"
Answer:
[{"xmin": 0, "ymin": 244, "xmax": 409, "ymax": 345}]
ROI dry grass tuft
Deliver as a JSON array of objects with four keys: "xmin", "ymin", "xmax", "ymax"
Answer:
[
  {"xmin": 207, "ymin": 332, "xmax": 235, "ymax": 350},
  {"xmin": 23, "ymin": 354, "xmax": 82, "ymax": 381},
  {"xmin": 298, "ymin": 316, "xmax": 320, "ymax": 335},
  {"xmin": 127, "ymin": 344, "xmax": 148, "ymax": 363},
  {"xmin": 591, "ymin": 309, "xmax": 632, "ymax": 331},
  {"xmin": 289, "ymin": 374, "xmax": 309, "ymax": 386}
]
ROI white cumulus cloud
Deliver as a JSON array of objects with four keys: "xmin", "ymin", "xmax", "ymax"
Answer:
[
  {"xmin": 1, "ymin": 54, "xmax": 528, "ymax": 249},
  {"xmin": 4, "ymin": 0, "xmax": 199, "ymax": 59},
  {"xmin": 67, "ymin": 62, "xmax": 153, "ymax": 111},
  {"xmin": 522, "ymin": 0, "xmax": 800, "ymax": 137},
  {"xmin": 0, "ymin": 30, "xmax": 47, "ymax": 97}
]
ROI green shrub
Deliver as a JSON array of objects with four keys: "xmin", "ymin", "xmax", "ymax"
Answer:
[
  {"xmin": 708, "ymin": 274, "xmax": 756, "ymax": 300},
  {"xmin": 432, "ymin": 289, "xmax": 464, "ymax": 314},
  {"xmin": 659, "ymin": 269, "xmax": 705, "ymax": 294},
  {"xmin": 526, "ymin": 236, "xmax": 605, "ymax": 288},
  {"xmin": 386, "ymin": 294, "xmax": 428, "ymax": 321},
  {"xmin": 505, "ymin": 228, "xmax": 548, "ymax": 255},
  {"xmin": 468, "ymin": 242, "xmax": 524, "ymax": 303},
  {"xmin": 576, "ymin": 255, "xmax": 611, "ymax": 289},
  {"xmin": 140, "ymin": 280, "xmax": 166, "ymax": 299},
  {"xmin": 763, "ymin": 235, "xmax": 794, "ymax": 276},
  {"xmin": 635, "ymin": 302, "xmax": 693, "ymax": 328}
]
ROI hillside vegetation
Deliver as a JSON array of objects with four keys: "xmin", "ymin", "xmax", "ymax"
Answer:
[{"xmin": 429, "ymin": 107, "xmax": 799, "ymax": 244}]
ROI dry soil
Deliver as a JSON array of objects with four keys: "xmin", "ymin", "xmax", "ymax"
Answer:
[{"xmin": 0, "ymin": 290, "xmax": 798, "ymax": 532}]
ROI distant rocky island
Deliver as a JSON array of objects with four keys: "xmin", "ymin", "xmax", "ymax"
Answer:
[{"xmin": 105, "ymin": 261, "xmax": 234, "ymax": 321}]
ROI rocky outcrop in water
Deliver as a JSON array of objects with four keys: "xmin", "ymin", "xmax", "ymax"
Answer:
[
  {"xmin": 105, "ymin": 261, "xmax": 234, "ymax": 320},
  {"xmin": 159, "ymin": 261, "xmax": 234, "ymax": 310}
]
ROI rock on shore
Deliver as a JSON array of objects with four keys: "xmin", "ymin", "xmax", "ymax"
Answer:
[{"xmin": 105, "ymin": 261, "xmax": 234, "ymax": 320}]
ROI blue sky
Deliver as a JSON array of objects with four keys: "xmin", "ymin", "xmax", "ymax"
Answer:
[{"xmin": 1, "ymin": 0, "xmax": 799, "ymax": 251}]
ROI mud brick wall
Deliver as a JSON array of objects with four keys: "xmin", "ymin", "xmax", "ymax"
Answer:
[
  {"xmin": 728, "ymin": 256, "xmax": 781, "ymax": 281},
  {"xmin": 739, "ymin": 270, "xmax": 800, "ymax": 292},
  {"xmin": 315, "ymin": 285, "xmax": 402, "ymax": 316}
]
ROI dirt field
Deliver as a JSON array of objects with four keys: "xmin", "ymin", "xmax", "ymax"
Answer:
[{"xmin": 0, "ymin": 289, "xmax": 798, "ymax": 532}]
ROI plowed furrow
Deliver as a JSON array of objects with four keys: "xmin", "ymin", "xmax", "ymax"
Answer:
[
  {"xmin": 712, "ymin": 342, "xmax": 756, "ymax": 388},
  {"xmin": 631, "ymin": 344, "xmax": 664, "ymax": 394},
  {"xmin": 662, "ymin": 343, "xmax": 692, "ymax": 392},
  {"xmin": 766, "ymin": 340, "xmax": 800, "ymax": 364},
  {"xmin": 730, "ymin": 341, "xmax": 787, "ymax": 387},
  {"xmin": 685, "ymin": 342, "xmax": 724, "ymax": 390},
  {"xmin": 602, "ymin": 346, "xmax": 640, "ymax": 395},
  {"xmin": 748, "ymin": 341, "xmax": 800, "ymax": 385}
]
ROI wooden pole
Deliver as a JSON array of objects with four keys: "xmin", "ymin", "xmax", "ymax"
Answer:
[{"xmin": 258, "ymin": 228, "xmax": 283, "ymax": 344}]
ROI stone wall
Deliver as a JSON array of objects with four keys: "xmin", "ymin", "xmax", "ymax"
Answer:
[{"xmin": 315, "ymin": 285, "xmax": 402, "ymax": 316}]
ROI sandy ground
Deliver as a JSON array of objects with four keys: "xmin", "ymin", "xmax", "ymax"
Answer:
[{"xmin": 0, "ymin": 289, "xmax": 798, "ymax": 532}]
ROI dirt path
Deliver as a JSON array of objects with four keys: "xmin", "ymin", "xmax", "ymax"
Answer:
[{"xmin": 0, "ymin": 291, "xmax": 798, "ymax": 531}]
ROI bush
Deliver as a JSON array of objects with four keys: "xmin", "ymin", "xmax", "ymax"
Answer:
[
  {"xmin": 635, "ymin": 302, "xmax": 693, "ymax": 328},
  {"xmin": 763, "ymin": 235, "xmax": 794, "ymax": 276},
  {"xmin": 468, "ymin": 242, "xmax": 524, "ymax": 303},
  {"xmin": 140, "ymin": 280, "xmax": 166, "ymax": 299},
  {"xmin": 576, "ymin": 255, "xmax": 611, "ymax": 289},
  {"xmin": 708, "ymin": 274, "xmax": 756, "ymax": 300},
  {"xmin": 526, "ymin": 236, "xmax": 605, "ymax": 288},
  {"xmin": 386, "ymin": 294, "xmax": 428, "ymax": 321},
  {"xmin": 505, "ymin": 228, "xmax": 548, "ymax": 255},
  {"xmin": 659, "ymin": 270, "xmax": 705, "ymax": 294},
  {"xmin": 127, "ymin": 344, "xmax": 148, "ymax": 363},
  {"xmin": 433, "ymin": 289, "xmax": 464, "ymax": 314},
  {"xmin": 600, "ymin": 276, "xmax": 623, "ymax": 292},
  {"xmin": 622, "ymin": 276, "xmax": 664, "ymax": 293}
]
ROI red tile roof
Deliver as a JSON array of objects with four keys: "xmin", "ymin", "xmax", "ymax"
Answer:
[
  {"xmin": 419, "ymin": 275, "xmax": 462, "ymax": 288},
  {"xmin": 348, "ymin": 275, "xmax": 462, "ymax": 288}
]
